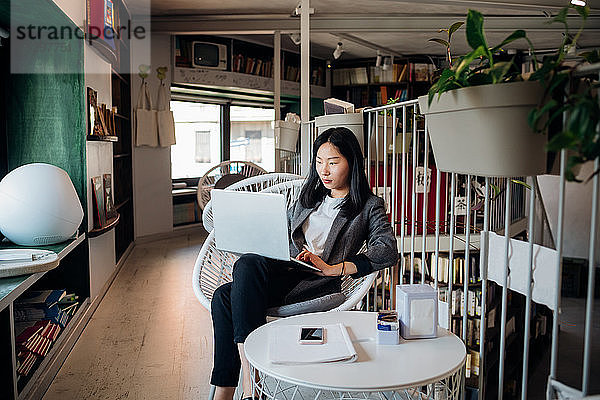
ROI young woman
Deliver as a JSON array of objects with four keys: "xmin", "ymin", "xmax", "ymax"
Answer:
[{"xmin": 211, "ymin": 127, "xmax": 398, "ymax": 400}]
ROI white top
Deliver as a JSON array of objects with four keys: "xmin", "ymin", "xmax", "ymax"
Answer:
[
  {"xmin": 244, "ymin": 311, "xmax": 466, "ymax": 392},
  {"xmin": 302, "ymin": 196, "xmax": 344, "ymax": 256}
]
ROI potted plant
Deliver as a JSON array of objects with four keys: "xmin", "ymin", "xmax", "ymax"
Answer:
[
  {"xmin": 419, "ymin": 5, "xmax": 598, "ymax": 180},
  {"xmin": 527, "ymin": 7, "xmax": 599, "ymax": 181}
]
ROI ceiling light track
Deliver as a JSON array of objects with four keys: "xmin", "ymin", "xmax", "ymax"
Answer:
[{"xmin": 336, "ymin": 33, "xmax": 404, "ymax": 58}]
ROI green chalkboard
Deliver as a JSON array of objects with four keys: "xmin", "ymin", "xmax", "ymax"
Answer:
[{"xmin": 5, "ymin": 0, "xmax": 86, "ymax": 220}]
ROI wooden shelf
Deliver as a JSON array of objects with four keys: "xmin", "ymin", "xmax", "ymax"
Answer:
[
  {"xmin": 88, "ymin": 214, "xmax": 120, "ymax": 238},
  {"xmin": 87, "ymin": 135, "xmax": 118, "ymax": 142}
]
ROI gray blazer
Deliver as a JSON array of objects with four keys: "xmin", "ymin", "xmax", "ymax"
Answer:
[{"xmin": 284, "ymin": 193, "xmax": 398, "ymax": 303}]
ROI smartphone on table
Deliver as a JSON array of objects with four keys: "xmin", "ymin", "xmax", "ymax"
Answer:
[{"xmin": 298, "ymin": 326, "xmax": 325, "ymax": 344}]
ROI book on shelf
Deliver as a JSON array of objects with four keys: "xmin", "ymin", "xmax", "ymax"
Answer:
[
  {"xmin": 435, "ymin": 256, "xmax": 480, "ymax": 285},
  {"xmin": 369, "ymin": 66, "xmax": 394, "ymax": 83},
  {"xmin": 103, "ymin": 173, "xmax": 117, "ymax": 220},
  {"xmin": 311, "ymin": 66, "xmax": 324, "ymax": 85},
  {"xmin": 437, "ymin": 256, "xmax": 465, "ymax": 284},
  {"xmin": 92, "ymin": 175, "xmax": 106, "ymax": 228},
  {"xmin": 380, "ymin": 86, "xmax": 388, "ymax": 104},
  {"xmin": 397, "ymin": 64, "xmax": 408, "ymax": 82},
  {"xmin": 254, "ymin": 59, "xmax": 263, "ymax": 75},
  {"xmin": 15, "ymin": 288, "xmax": 71, "ymax": 327},
  {"xmin": 466, "ymin": 352, "xmax": 472, "ymax": 378},
  {"xmin": 13, "ymin": 295, "xmax": 80, "ymax": 378},
  {"xmin": 14, "ymin": 304, "xmax": 69, "ymax": 328},
  {"xmin": 333, "ymin": 67, "xmax": 368, "ymax": 86},
  {"xmin": 400, "ymin": 255, "xmax": 429, "ymax": 278},
  {"xmin": 469, "ymin": 350, "xmax": 480, "ymax": 376},
  {"xmin": 323, "ymin": 98, "xmax": 355, "ymax": 115},
  {"xmin": 15, "ymin": 319, "xmax": 62, "ymax": 376},
  {"xmin": 392, "ymin": 88, "xmax": 408, "ymax": 102},
  {"xmin": 18, "ymin": 289, "xmax": 66, "ymax": 308}
]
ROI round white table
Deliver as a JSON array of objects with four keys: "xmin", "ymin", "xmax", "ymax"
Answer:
[{"xmin": 244, "ymin": 311, "xmax": 466, "ymax": 399}]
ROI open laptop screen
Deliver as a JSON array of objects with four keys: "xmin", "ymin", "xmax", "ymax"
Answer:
[{"xmin": 211, "ymin": 189, "xmax": 291, "ymax": 261}]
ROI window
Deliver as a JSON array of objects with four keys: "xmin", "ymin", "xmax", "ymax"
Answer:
[
  {"xmin": 170, "ymin": 101, "xmax": 275, "ymax": 179},
  {"xmin": 230, "ymin": 106, "xmax": 274, "ymax": 171},
  {"xmin": 243, "ymin": 129, "xmax": 262, "ymax": 162},
  {"xmin": 171, "ymin": 101, "xmax": 221, "ymax": 179},
  {"xmin": 195, "ymin": 130, "xmax": 211, "ymax": 163}
]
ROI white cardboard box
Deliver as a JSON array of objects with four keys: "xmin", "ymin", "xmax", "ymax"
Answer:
[{"xmin": 396, "ymin": 284, "xmax": 438, "ymax": 339}]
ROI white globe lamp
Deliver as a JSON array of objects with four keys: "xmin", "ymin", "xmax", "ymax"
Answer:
[{"xmin": 0, "ymin": 163, "xmax": 84, "ymax": 246}]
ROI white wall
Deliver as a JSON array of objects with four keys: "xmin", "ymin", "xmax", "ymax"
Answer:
[
  {"xmin": 131, "ymin": 33, "xmax": 173, "ymax": 238},
  {"xmin": 85, "ymin": 48, "xmax": 116, "ymax": 300},
  {"xmin": 538, "ymin": 161, "xmax": 596, "ymax": 259},
  {"xmin": 52, "ymin": 0, "xmax": 84, "ymax": 27}
]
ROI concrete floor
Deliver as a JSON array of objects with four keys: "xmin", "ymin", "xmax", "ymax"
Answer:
[{"xmin": 42, "ymin": 230, "xmax": 212, "ymax": 400}]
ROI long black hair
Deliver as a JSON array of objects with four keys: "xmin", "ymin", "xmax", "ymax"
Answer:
[{"xmin": 299, "ymin": 127, "xmax": 371, "ymax": 218}]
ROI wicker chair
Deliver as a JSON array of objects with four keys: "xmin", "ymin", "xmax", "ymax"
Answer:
[
  {"xmin": 201, "ymin": 172, "xmax": 302, "ymax": 232},
  {"xmin": 196, "ymin": 160, "xmax": 267, "ymax": 211},
  {"xmin": 192, "ymin": 178, "xmax": 378, "ymax": 316},
  {"xmin": 195, "ymin": 178, "xmax": 378, "ymax": 400}
]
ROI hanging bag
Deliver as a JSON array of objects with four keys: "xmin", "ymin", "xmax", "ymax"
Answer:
[
  {"xmin": 156, "ymin": 81, "xmax": 176, "ymax": 147},
  {"xmin": 134, "ymin": 80, "xmax": 158, "ymax": 147}
]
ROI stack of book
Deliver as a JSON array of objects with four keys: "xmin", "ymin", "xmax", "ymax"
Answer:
[
  {"xmin": 323, "ymin": 98, "xmax": 355, "ymax": 115},
  {"xmin": 15, "ymin": 320, "xmax": 61, "ymax": 376},
  {"xmin": 13, "ymin": 290, "xmax": 79, "ymax": 377},
  {"xmin": 232, "ymin": 54, "xmax": 274, "ymax": 78},
  {"xmin": 332, "ymin": 67, "xmax": 368, "ymax": 86}
]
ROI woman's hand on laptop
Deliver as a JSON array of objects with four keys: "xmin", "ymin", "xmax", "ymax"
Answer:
[{"xmin": 297, "ymin": 249, "xmax": 343, "ymax": 276}]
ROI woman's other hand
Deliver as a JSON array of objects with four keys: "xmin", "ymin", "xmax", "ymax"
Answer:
[{"xmin": 297, "ymin": 249, "xmax": 342, "ymax": 276}]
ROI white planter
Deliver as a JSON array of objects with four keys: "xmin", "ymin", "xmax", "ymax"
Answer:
[
  {"xmin": 274, "ymin": 120, "xmax": 300, "ymax": 152},
  {"xmin": 418, "ymin": 81, "xmax": 547, "ymax": 177},
  {"xmin": 315, "ymin": 113, "xmax": 365, "ymax": 152},
  {"xmin": 315, "ymin": 113, "xmax": 411, "ymax": 160}
]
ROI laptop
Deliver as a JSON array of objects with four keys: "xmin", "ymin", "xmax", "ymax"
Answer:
[{"xmin": 211, "ymin": 189, "xmax": 321, "ymax": 272}]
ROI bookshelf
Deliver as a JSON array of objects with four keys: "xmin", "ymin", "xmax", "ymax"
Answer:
[
  {"xmin": 0, "ymin": 0, "xmax": 95, "ymax": 394},
  {"xmin": 0, "ymin": 0, "xmax": 134, "ymax": 397},
  {"xmin": 172, "ymin": 35, "xmax": 330, "ymax": 100},
  {"xmin": 331, "ymin": 58, "xmax": 436, "ymax": 108},
  {"xmin": 111, "ymin": 0, "xmax": 134, "ymax": 264},
  {"xmin": 0, "ymin": 236, "xmax": 90, "ymax": 398}
]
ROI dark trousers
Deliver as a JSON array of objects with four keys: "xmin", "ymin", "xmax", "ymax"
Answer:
[{"xmin": 210, "ymin": 253, "xmax": 313, "ymax": 387}]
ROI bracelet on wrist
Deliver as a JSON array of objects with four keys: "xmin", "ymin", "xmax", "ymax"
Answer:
[{"xmin": 340, "ymin": 261, "xmax": 346, "ymax": 276}]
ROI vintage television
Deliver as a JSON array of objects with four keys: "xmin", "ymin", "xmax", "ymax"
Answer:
[{"xmin": 192, "ymin": 41, "xmax": 227, "ymax": 70}]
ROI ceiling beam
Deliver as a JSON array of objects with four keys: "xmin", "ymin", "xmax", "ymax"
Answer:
[
  {"xmin": 151, "ymin": 14, "xmax": 600, "ymax": 35},
  {"xmin": 380, "ymin": 0, "xmax": 577, "ymax": 12}
]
